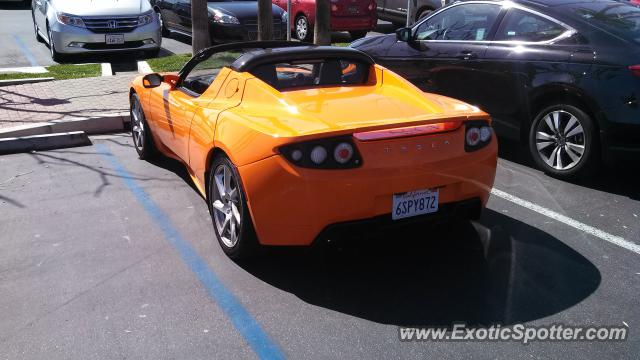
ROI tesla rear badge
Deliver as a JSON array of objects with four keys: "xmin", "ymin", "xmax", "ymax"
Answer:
[{"xmin": 383, "ymin": 140, "xmax": 450, "ymax": 154}]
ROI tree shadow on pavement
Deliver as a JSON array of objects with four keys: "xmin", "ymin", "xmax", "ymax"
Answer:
[
  {"xmin": 238, "ymin": 209, "xmax": 601, "ymax": 327},
  {"xmin": 498, "ymin": 138, "xmax": 640, "ymax": 201}
]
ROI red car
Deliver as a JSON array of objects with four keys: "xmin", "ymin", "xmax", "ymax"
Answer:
[{"xmin": 273, "ymin": 0, "xmax": 377, "ymax": 41}]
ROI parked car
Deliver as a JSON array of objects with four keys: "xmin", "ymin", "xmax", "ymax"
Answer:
[
  {"xmin": 376, "ymin": 0, "xmax": 450, "ymax": 26},
  {"xmin": 272, "ymin": 0, "xmax": 377, "ymax": 41},
  {"xmin": 31, "ymin": 0, "xmax": 162, "ymax": 61},
  {"xmin": 152, "ymin": 0, "xmax": 288, "ymax": 42},
  {"xmin": 128, "ymin": 41, "xmax": 497, "ymax": 258},
  {"xmin": 352, "ymin": 0, "xmax": 640, "ymax": 179}
]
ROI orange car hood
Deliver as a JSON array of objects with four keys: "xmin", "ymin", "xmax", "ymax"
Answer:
[{"xmin": 231, "ymin": 73, "xmax": 487, "ymax": 139}]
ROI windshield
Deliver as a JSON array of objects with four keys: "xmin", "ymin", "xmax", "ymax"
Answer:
[{"xmin": 564, "ymin": 2, "xmax": 640, "ymax": 44}]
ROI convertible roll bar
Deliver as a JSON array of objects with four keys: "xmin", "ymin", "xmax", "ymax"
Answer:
[{"xmin": 178, "ymin": 41, "xmax": 313, "ymax": 79}]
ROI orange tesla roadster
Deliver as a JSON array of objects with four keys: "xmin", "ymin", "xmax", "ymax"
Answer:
[{"xmin": 129, "ymin": 41, "xmax": 497, "ymax": 258}]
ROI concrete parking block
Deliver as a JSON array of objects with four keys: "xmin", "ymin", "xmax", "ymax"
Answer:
[
  {"xmin": 0, "ymin": 66, "xmax": 48, "ymax": 74},
  {"xmin": 0, "ymin": 131, "xmax": 91, "ymax": 154},
  {"xmin": 0, "ymin": 113, "xmax": 129, "ymax": 139},
  {"xmin": 137, "ymin": 60, "xmax": 152, "ymax": 74},
  {"xmin": 101, "ymin": 63, "xmax": 113, "ymax": 76}
]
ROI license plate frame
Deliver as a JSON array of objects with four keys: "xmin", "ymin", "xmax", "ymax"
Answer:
[
  {"xmin": 105, "ymin": 34, "xmax": 125, "ymax": 45},
  {"xmin": 392, "ymin": 188, "xmax": 439, "ymax": 220}
]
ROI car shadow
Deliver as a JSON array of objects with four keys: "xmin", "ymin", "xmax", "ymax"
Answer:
[
  {"xmin": 238, "ymin": 209, "xmax": 601, "ymax": 327},
  {"xmin": 498, "ymin": 137, "xmax": 640, "ymax": 200}
]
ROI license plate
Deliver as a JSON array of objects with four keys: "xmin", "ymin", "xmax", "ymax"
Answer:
[
  {"xmin": 348, "ymin": 6, "xmax": 360, "ymax": 14},
  {"xmin": 392, "ymin": 188, "xmax": 439, "ymax": 220},
  {"xmin": 105, "ymin": 34, "xmax": 125, "ymax": 45}
]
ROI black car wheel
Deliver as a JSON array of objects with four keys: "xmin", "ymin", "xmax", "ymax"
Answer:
[
  {"xmin": 156, "ymin": 10, "xmax": 170, "ymax": 37},
  {"xmin": 130, "ymin": 93, "xmax": 157, "ymax": 160},
  {"xmin": 208, "ymin": 154, "xmax": 258, "ymax": 260},
  {"xmin": 349, "ymin": 30, "xmax": 367, "ymax": 40},
  {"xmin": 529, "ymin": 104, "xmax": 598, "ymax": 179},
  {"xmin": 294, "ymin": 14, "xmax": 311, "ymax": 41}
]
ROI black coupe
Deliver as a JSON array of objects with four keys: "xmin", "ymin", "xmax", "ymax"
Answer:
[
  {"xmin": 352, "ymin": 0, "xmax": 640, "ymax": 179},
  {"xmin": 152, "ymin": 0, "xmax": 288, "ymax": 42}
]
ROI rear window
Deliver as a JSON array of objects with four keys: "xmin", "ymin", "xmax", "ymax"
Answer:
[
  {"xmin": 565, "ymin": 2, "xmax": 640, "ymax": 44},
  {"xmin": 249, "ymin": 59, "xmax": 370, "ymax": 90}
]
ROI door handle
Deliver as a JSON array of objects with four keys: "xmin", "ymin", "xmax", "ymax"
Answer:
[{"xmin": 456, "ymin": 51, "xmax": 477, "ymax": 60}]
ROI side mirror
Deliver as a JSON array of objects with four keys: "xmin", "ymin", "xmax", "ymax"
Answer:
[
  {"xmin": 142, "ymin": 73, "xmax": 163, "ymax": 88},
  {"xmin": 396, "ymin": 27, "xmax": 412, "ymax": 42}
]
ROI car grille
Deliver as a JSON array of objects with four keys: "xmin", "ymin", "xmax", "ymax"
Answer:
[
  {"xmin": 244, "ymin": 18, "xmax": 284, "ymax": 40},
  {"xmin": 82, "ymin": 16, "xmax": 139, "ymax": 33},
  {"xmin": 244, "ymin": 18, "xmax": 283, "ymax": 26}
]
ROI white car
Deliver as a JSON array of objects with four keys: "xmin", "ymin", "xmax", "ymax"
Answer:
[{"xmin": 31, "ymin": 0, "xmax": 162, "ymax": 61}]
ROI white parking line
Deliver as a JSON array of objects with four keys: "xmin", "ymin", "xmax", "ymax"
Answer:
[{"xmin": 491, "ymin": 188, "xmax": 640, "ymax": 255}]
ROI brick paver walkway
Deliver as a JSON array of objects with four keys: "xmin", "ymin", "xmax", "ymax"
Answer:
[{"xmin": 0, "ymin": 75, "xmax": 136, "ymax": 130}]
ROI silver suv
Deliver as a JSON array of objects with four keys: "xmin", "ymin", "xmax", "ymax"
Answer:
[{"xmin": 31, "ymin": 0, "xmax": 162, "ymax": 61}]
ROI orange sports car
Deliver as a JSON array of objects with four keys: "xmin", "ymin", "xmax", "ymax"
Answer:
[{"xmin": 129, "ymin": 41, "xmax": 497, "ymax": 259}]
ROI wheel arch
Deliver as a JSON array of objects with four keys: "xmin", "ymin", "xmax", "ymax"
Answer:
[{"xmin": 525, "ymin": 84, "xmax": 602, "ymax": 142}]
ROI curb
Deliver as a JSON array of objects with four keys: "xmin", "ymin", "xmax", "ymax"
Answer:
[
  {"xmin": 0, "ymin": 113, "xmax": 130, "ymax": 139},
  {"xmin": 101, "ymin": 63, "xmax": 113, "ymax": 76},
  {"xmin": 0, "ymin": 66, "xmax": 48, "ymax": 74},
  {"xmin": 0, "ymin": 131, "xmax": 91, "ymax": 154},
  {"xmin": 0, "ymin": 77, "xmax": 55, "ymax": 87},
  {"xmin": 137, "ymin": 61, "xmax": 152, "ymax": 74}
]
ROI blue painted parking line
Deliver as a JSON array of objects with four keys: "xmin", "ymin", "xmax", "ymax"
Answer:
[
  {"xmin": 96, "ymin": 144, "xmax": 285, "ymax": 360},
  {"xmin": 13, "ymin": 35, "xmax": 39, "ymax": 67}
]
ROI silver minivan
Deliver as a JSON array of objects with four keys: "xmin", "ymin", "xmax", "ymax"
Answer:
[{"xmin": 31, "ymin": 0, "xmax": 162, "ymax": 61}]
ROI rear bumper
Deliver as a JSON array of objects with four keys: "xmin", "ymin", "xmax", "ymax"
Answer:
[
  {"xmin": 238, "ymin": 135, "xmax": 497, "ymax": 246},
  {"xmin": 315, "ymin": 197, "xmax": 482, "ymax": 243},
  {"xmin": 330, "ymin": 15, "xmax": 377, "ymax": 31},
  {"xmin": 49, "ymin": 20, "xmax": 161, "ymax": 54}
]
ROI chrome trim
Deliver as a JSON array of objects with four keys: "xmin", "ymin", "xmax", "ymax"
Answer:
[{"xmin": 411, "ymin": 0, "xmax": 577, "ymax": 46}]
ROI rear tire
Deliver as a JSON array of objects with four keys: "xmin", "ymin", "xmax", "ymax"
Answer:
[
  {"xmin": 528, "ymin": 103, "xmax": 599, "ymax": 179},
  {"xmin": 349, "ymin": 30, "xmax": 367, "ymax": 40},
  {"xmin": 208, "ymin": 154, "xmax": 259, "ymax": 260},
  {"xmin": 130, "ymin": 93, "xmax": 157, "ymax": 160}
]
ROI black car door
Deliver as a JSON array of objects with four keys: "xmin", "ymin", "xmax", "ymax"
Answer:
[
  {"xmin": 159, "ymin": 0, "xmax": 181, "ymax": 31},
  {"xmin": 379, "ymin": 2, "xmax": 503, "ymax": 109},
  {"xmin": 482, "ymin": 6, "xmax": 591, "ymax": 139}
]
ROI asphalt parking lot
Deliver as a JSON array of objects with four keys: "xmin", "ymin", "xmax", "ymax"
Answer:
[{"xmin": 1, "ymin": 134, "xmax": 638, "ymax": 359}]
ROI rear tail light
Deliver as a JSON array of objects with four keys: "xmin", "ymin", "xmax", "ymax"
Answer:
[
  {"xmin": 280, "ymin": 136, "xmax": 362, "ymax": 169},
  {"xmin": 331, "ymin": 4, "xmax": 338, "ymax": 11},
  {"xmin": 629, "ymin": 65, "xmax": 640, "ymax": 77},
  {"xmin": 465, "ymin": 120, "xmax": 493, "ymax": 152},
  {"xmin": 368, "ymin": 2, "xmax": 375, "ymax": 11}
]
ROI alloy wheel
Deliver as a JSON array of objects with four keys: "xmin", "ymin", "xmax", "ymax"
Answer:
[
  {"xmin": 296, "ymin": 17, "xmax": 308, "ymax": 40},
  {"xmin": 212, "ymin": 164, "xmax": 242, "ymax": 248},
  {"xmin": 131, "ymin": 97, "xmax": 145, "ymax": 152},
  {"xmin": 535, "ymin": 110, "xmax": 585, "ymax": 171}
]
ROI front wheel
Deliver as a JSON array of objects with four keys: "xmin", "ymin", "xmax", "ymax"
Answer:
[
  {"xmin": 528, "ymin": 104, "xmax": 599, "ymax": 179},
  {"xmin": 130, "ymin": 93, "xmax": 156, "ymax": 159},
  {"xmin": 294, "ymin": 15, "xmax": 311, "ymax": 42},
  {"xmin": 208, "ymin": 155, "xmax": 258, "ymax": 260},
  {"xmin": 47, "ymin": 25, "xmax": 65, "ymax": 62}
]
